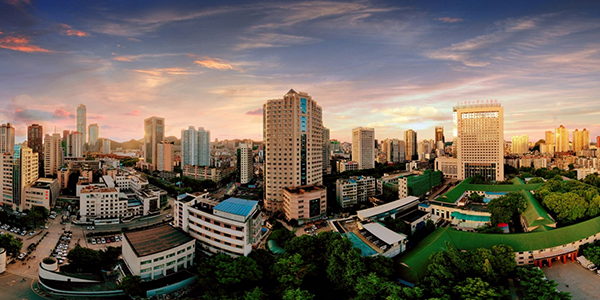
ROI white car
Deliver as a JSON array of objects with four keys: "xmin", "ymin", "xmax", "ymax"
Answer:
[
  {"xmin": 17, "ymin": 253, "xmax": 26, "ymax": 260},
  {"xmin": 91, "ymin": 239, "xmax": 96, "ymax": 245}
]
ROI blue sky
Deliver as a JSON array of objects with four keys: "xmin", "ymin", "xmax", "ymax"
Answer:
[{"xmin": 0, "ymin": 0, "xmax": 599, "ymax": 143}]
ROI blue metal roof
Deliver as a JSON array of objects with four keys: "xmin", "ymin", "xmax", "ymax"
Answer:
[{"xmin": 214, "ymin": 198, "xmax": 258, "ymax": 217}]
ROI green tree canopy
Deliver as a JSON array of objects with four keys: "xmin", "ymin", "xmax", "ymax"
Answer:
[
  {"xmin": 487, "ymin": 192, "xmax": 527, "ymax": 226},
  {"xmin": 0, "ymin": 233, "xmax": 22, "ymax": 256}
]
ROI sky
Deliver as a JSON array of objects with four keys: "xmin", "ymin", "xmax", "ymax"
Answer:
[{"xmin": 1, "ymin": 0, "xmax": 599, "ymax": 144}]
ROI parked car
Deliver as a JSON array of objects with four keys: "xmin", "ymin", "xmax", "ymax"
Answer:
[
  {"xmin": 91, "ymin": 239, "xmax": 96, "ymax": 245},
  {"xmin": 17, "ymin": 253, "xmax": 26, "ymax": 260}
]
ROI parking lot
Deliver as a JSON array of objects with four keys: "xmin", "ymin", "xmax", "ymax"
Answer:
[
  {"xmin": 544, "ymin": 260, "xmax": 600, "ymax": 299},
  {"xmin": 295, "ymin": 220, "xmax": 331, "ymax": 236}
]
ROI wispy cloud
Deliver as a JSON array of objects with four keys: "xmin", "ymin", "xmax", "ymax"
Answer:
[
  {"xmin": 436, "ymin": 17, "xmax": 463, "ymax": 23},
  {"xmin": 132, "ymin": 67, "xmax": 198, "ymax": 76},
  {"xmin": 194, "ymin": 57, "xmax": 234, "ymax": 70},
  {"xmin": 121, "ymin": 110, "xmax": 140, "ymax": 116},
  {"xmin": 112, "ymin": 53, "xmax": 182, "ymax": 62},
  {"xmin": 245, "ymin": 108, "xmax": 263, "ymax": 115},
  {"xmin": 0, "ymin": 35, "xmax": 52, "ymax": 53},
  {"xmin": 236, "ymin": 33, "xmax": 321, "ymax": 50}
]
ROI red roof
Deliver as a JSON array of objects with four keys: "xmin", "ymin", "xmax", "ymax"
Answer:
[{"xmin": 497, "ymin": 223, "xmax": 509, "ymax": 227}]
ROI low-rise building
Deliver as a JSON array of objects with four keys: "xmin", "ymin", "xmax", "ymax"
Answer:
[
  {"xmin": 79, "ymin": 186, "xmax": 124, "ymax": 222},
  {"xmin": 282, "ymin": 185, "xmax": 327, "ymax": 223},
  {"xmin": 24, "ymin": 178, "xmax": 59, "ymax": 210},
  {"xmin": 183, "ymin": 165, "xmax": 233, "ymax": 182},
  {"xmin": 399, "ymin": 169, "xmax": 442, "ymax": 199},
  {"xmin": 175, "ymin": 194, "xmax": 263, "ymax": 257},
  {"xmin": 335, "ymin": 176, "xmax": 375, "ymax": 208},
  {"xmin": 434, "ymin": 156, "xmax": 458, "ymax": 178},
  {"xmin": 122, "ymin": 225, "xmax": 195, "ymax": 280},
  {"xmin": 337, "ymin": 160, "xmax": 358, "ymax": 173}
]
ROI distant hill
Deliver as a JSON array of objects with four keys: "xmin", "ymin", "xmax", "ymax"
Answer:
[{"xmin": 107, "ymin": 136, "xmax": 181, "ymax": 150}]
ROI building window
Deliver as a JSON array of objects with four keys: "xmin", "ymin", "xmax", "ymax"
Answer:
[
  {"xmin": 141, "ymin": 260, "xmax": 151, "ymax": 265},
  {"xmin": 153, "ymin": 264, "xmax": 164, "ymax": 270},
  {"xmin": 153, "ymin": 257, "xmax": 164, "ymax": 262}
]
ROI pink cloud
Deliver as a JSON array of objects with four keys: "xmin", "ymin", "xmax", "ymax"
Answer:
[
  {"xmin": 0, "ymin": 36, "xmax": 52, "ymax": 53},
  {"xmin": 121, "ymin": 110, "xmax": 140, "ymax": 116},
  {"xmin": 59, "ymin": 24, "xmax": 90, "ymax": 37},
  {"xmin": 194, "ymin": 57, "xmax": 234, "ymax": 70},
  {"xmin": 245, "ymin": 107, "xmax": 263, "ymax": 115},
  {"xmin": 436, "ymin": 17, "xmax": 464, "ymax": 23}
]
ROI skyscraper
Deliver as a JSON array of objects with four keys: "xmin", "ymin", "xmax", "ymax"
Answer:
[
  {"xmin": 352, "ymin": 127, "xmax": 375, "ymax": 170},
  {"xmin": 77, "ymin": 104, "xmax": 87, "ymax": 144},
  {"xmin": 582, "ymin": 128, "xmax": 590, "ymax": 150},
  {"xmin": 157, "ymin": 140, "xmax": 174, "ymax": 172},
  {"xmin": 511, "ymin": 134, "xmax": 529, "ymax": 154},
  {"xmin": 238, "ymin": 142, "xmax": 253, "ymax": 184},
  {"xmin": 404, "ymin": 129, "xmax": 417, "ymax": 161},
  {"xmin": 545, "ymin": 131, "xmax": 555, "ymax": 154},
  {"xmin": 435, "ymin": 126, "xmax": 445, "ymax": 148},
  {"xmin": 144, "ymin": 116, "xmax": 165, "ymax": 164},
  {"xmin": 66, "ymin": 131, "xmax": 83, "ymax": 158},
  {"xmin": 102, "ymin": 139, "xmax": 111, "ymax": 154},
  {"xmin": 27, "ymin": 124, "xmax": 43, "ymax": 176},
  {"xmin": 555, "ymin": 125, "xmax": 569, "ymax": 153},
  {"xmin": 88, "ymin": 123, "xmax": 99, "ymax": 151},
  {"xmin": 263, "ymin": 89, "xmax": 324, "ymax": 212},
  {"xmin": 0, "ymin": 123, "xmax": 15, "ymax": 154},
  {"xmin": 455, "ymin": 101, "xmax": 504, "ymax": 181},
  {"xmin": 181, "ymin": 126, "xmax": 210, "ymax": 167},
  {"xmin": 383, "ymin": 139, "xmax": 402, "ymax": 163},
  {"xmin": 322, "ymin": 127, "xmax": 330, "ymax": 173},
  {"xmin": 44, "ymin": 133, "xmax": 63, "ymax": 177}
]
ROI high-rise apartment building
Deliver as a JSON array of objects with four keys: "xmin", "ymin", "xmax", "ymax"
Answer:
[
  {"xmin": 0, "ymin": 123, "xmax": 15, "ymax": 154},
  {"xmin": 418, "ymin": 139, "xmax": 431, "ymax": 159},
  {"xmin": 555, "ymin": 125, "xmax": 569, "ymax": 153},
  {"xmin": 511, "ymin": 134, "xmax": 529, "ymax": 154},
  {"xmin": 238, "ymin": 142, "xmax": 253, "ymax": 184},
  {"xmin": 77, "ymin": 104, "xmax": 86, "ymax": 144},
  {"xmin": 383, "ymin": 139, "xmax": 402, "ymax": 163},
  {"xmin": 144, "ymin": 116, "xmax": 165, "ymax": 165},
  {"xmin": 263, "ymin": 89, "xmax": 324, "ymax": 212},
  {"xmin": 44, "ymin": 133, "xmax": 63, "ymax": 177},
  {"xmin": 157, "ymin": 140, "xmax": 174, "ymax": 172},
  {"xmin": 27, "ymin": 124, "xmax": 43, "ymax": 176},
  {"xmin": 352, "ymin": 127, "xmax": 375, "ymax": 170},
  {"xmin": 181, "ymin": 126, "xmax": 210, "ymax": 167},
  {"xmin": 435, "ymin": 126, "xmax": 445, "ymax": 148},
  {"xmin": 404, "ymin": 129, "xmax": 417, "ymax": 161},
  {"xmin": 322, "ymin": 127, "xmax": 330, "ymax": 173},
  {"xmin": 572, "ymin": 128, "xmax": 590, "ymax": 151},
  {"xmin": 88, "ymin": 123, "xmax": 99, "ymax": 151},
  {"xmin": 455, "ymin": 102, "xmax": 504, "ymax": 181},
  {"xmin": 66, "ymin": 131, "xmax": 83, "ymax": 158}
]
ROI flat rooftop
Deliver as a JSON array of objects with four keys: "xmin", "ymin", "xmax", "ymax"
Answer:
[
  {"xmin": 283, "ymin": 184, "xmax": 326, "ymax": 194},
  {"xmin": 213, "ymin": 197, "xmax": 258, "ymax": 217},
  {"xmin": 123, "ymin": 224, "xmax": 194, "ymax": 257},
  {"xmin": 357, "ymin": 196, "xmax": 419, "ymax": 220}
]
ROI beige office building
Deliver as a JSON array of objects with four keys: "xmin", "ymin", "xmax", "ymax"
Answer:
[
  {"xmin": 573, "ymin": 128, "xmax": 590, "ymax": 152},
  {"xmin": 455, "ymin": 102, "xmax": 504, "ymax": 181},
  {"xmin": 282, "ymin": 185, "xmax": 327, "ymax": 222},
  {"xmin": 545, "ymin": 131, "xmax": 555, "ymax": 154},
  {"xmin": 263, "ymin": 89, "xmax": 324, "ymax": 212},
  {"xmin": 239, "ymin": 142, "xmax": 253, "ymax": 184},
  {"xmin": 352, "ymin": 127, "xmax": 375, "ymax": 170},
  {"xmin": 511, "ymin": 134, "xmax": 529, "ymax": 154},
  {"xmin": 555, "ymin": 125, "xmax": 569, "ymax": 153},
  {"xmin": 157, "ymin": 140, "xmax": 173, "ymax": 172},
  {"xmin": 0, "ymin": 123, "xmax": 15, "ymax": 154},
  {"xmin": 44, "ymin": 133, "xmax": 63, "ymax": 177},
  {"xmin": 144, "ymin": 116, "xmax": 165, "ymax": 165}
]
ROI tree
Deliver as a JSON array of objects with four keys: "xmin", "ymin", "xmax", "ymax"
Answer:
[
  {"xmin": 452, "ymin": 277, "xmax": 504, "ymax": 300},
  {"xmin": 487, "ymin": 192, "xmax": 527, "ymax": 226},
  {"xmin": 100, "ymin": 246, "xmax": 121, "ymax": 270},
  {"xmin": 66, "ymin": 245, "xmax": 101, "ymax": 271},
  {"xmin": 244, "ymin": 287, "xmax": 268, "ymax": 300},
  {"xmin": 273, "ymin": 253, "xmax": 315, "ymax": 287},
  {"xmin": 528, "ymin": 177, "xmax": 545, "ymax": 184},
  {"xmin": 469, "ymin": 193, "xmax": 484, "ymax": 203},
  {"xmin": 118, "ymin": 275, "xmax": 144, "ymax": 297},
  {"xmin": 543, "ymin": 192, "xmax": 588, "ymax": 223},
  {"xmin": 517, "ymin": 266, "xmax": 571, "ymax": 300},
  {"xmin": 584, "ymin": 173, "xmax": 600, "ymax": 187},
  {"xmin": 282, "ymin": 288, "xmax": 314, "ymax": 300},
  {"xmin": 0, "ymin": 233, "xmax": 22, "ymax": 256},
  {"xmin": 583, "ymin": 245, "xmax": 600, "ymax": 267}
]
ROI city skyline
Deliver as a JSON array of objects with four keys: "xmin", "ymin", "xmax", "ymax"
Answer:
[{"xmin": 1, "ymin": 0, "xmax": 599, "ymax": 143}]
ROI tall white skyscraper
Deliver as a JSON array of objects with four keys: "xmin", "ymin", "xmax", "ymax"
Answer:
[
  {"xmin": 263, "ymin": 89, "xmax": 324, "ymax": 212},
  {"xmin": 238, "ymin": 142, "xmax": 253, "ymax": 184},
  {"xmin": 77, "ymin": 104, "xmax": 86, "ymax": 144},
  {"xmin": 66, "ymin": 131, "xmax": 83, "ymax": 158},
  {"xmin": 352, "ymin": 127, "xmax": 375, "ymax": 170},
  {"xmin": 181, "ymin": 126, "xmax": 211, "ymax": 167},
  {"xmin": 44, "ymin": 133, "xmax": 63, "ymax": 177},
  {"xmin": 144, "ymin": 116, "xmax": 165, "ymax": 165},
  {"xmin": 455, "ymin": 101, "xmax": 504, "ymax": 181},
  {"xmin": 0, "ymin": 123, "xmax": 15, "ymax": 154},
  {"xmin": 88, "ymin": 123, "xmax": 99, "ymax": 151}
]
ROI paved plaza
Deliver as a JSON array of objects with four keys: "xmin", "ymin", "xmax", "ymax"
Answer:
[{"xmin": 543, "ymin": 260, "xmax": 600, "ymax": 300}]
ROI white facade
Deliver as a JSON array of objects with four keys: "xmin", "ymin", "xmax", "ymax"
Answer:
[
  {"xmin": 66, "ymin": 131, "xmax": 83, "ymax": 158},
  {"xmin": 77, "ymin": 104, "xmax": 86, "ymax": 144},
  {"xmin": 352, "ymin": 127, "xmax": 375, "ymax": 170},
  {"xmin": 0, "ymin": 123, "xmax": 15, "ymax": 154},
  {"xmin": 88, "ymin": 123, "xmax": 99, "ymax": 151},
  {"xmin": 79, "ymin": 186, "xmax": 124, "ymax": 221},
  {"xmin": 102, "ymin": 139, "xmax": 111, "ymax": 154},
  {"xmin": 44, "ymin": 133, "xmax": 63, "ymax": 177},
  {"xmin": 336, "ymin": 176, "xmax": 376, "ymax": 208},
  {"xmin": 455, "ymin": 102, "xmax": 504, "ymax": 181},
  {"xmin": 181, "ymin": 126, "xmax": 211, "ymax": 167},
  {"xmin": 24, "ymin": 178, "xmax": 59, "ymax": 210}
]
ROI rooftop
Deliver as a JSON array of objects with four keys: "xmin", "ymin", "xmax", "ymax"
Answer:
[
  {"xmin": 123, "ymin": 224, "xmax": 194, "ymax": 257},
  {"xmin": 213, "ymin": 197, "xmax": 258, "ymax": 217},
  {"xmin": 283, "ymin": 184, "xmax": 326, "ymax": 194},
  {"xmin": 357, "ymin": 196, "xmax": 419, "ymax": 220},
  {"xmin": 363, "ymin": 222, "xmax": 407, "ymax": 245}
]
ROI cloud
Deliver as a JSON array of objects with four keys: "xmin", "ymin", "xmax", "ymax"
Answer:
[
  {"xmin": 59, "ymin": 23, "xmax": 90, "ymax": 37},
  {"xmin": 245, "ymin": 108, "xmax": 263, "ymax": 116},
  {"xmin": 194, "ymin": 58, "xmax": 234, "ymax": 70},
  {"xmin": 132, "ymin": 67, "xmax": 198, "ymax": 76},
  {"xmin": 436, "ymin": 17, "xmax": 464, "ymax": 23},
  {"xmin": 112, "ymin": 53, "xmax": 182, "ymax": 62},
  {"xmin": 0, "ymin": 35, "xmax": 52, "ymax": 53},
  {"xmin": 127, "ymin": 37, "xmax": 141, "ymax": 42},
  {"xmin": 121, "ymin": 110, "xmax": 140, "ymax": 116},
  {"xmin": 235, "ymin": 33, "xmax": 321, "ymax": 50}
]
